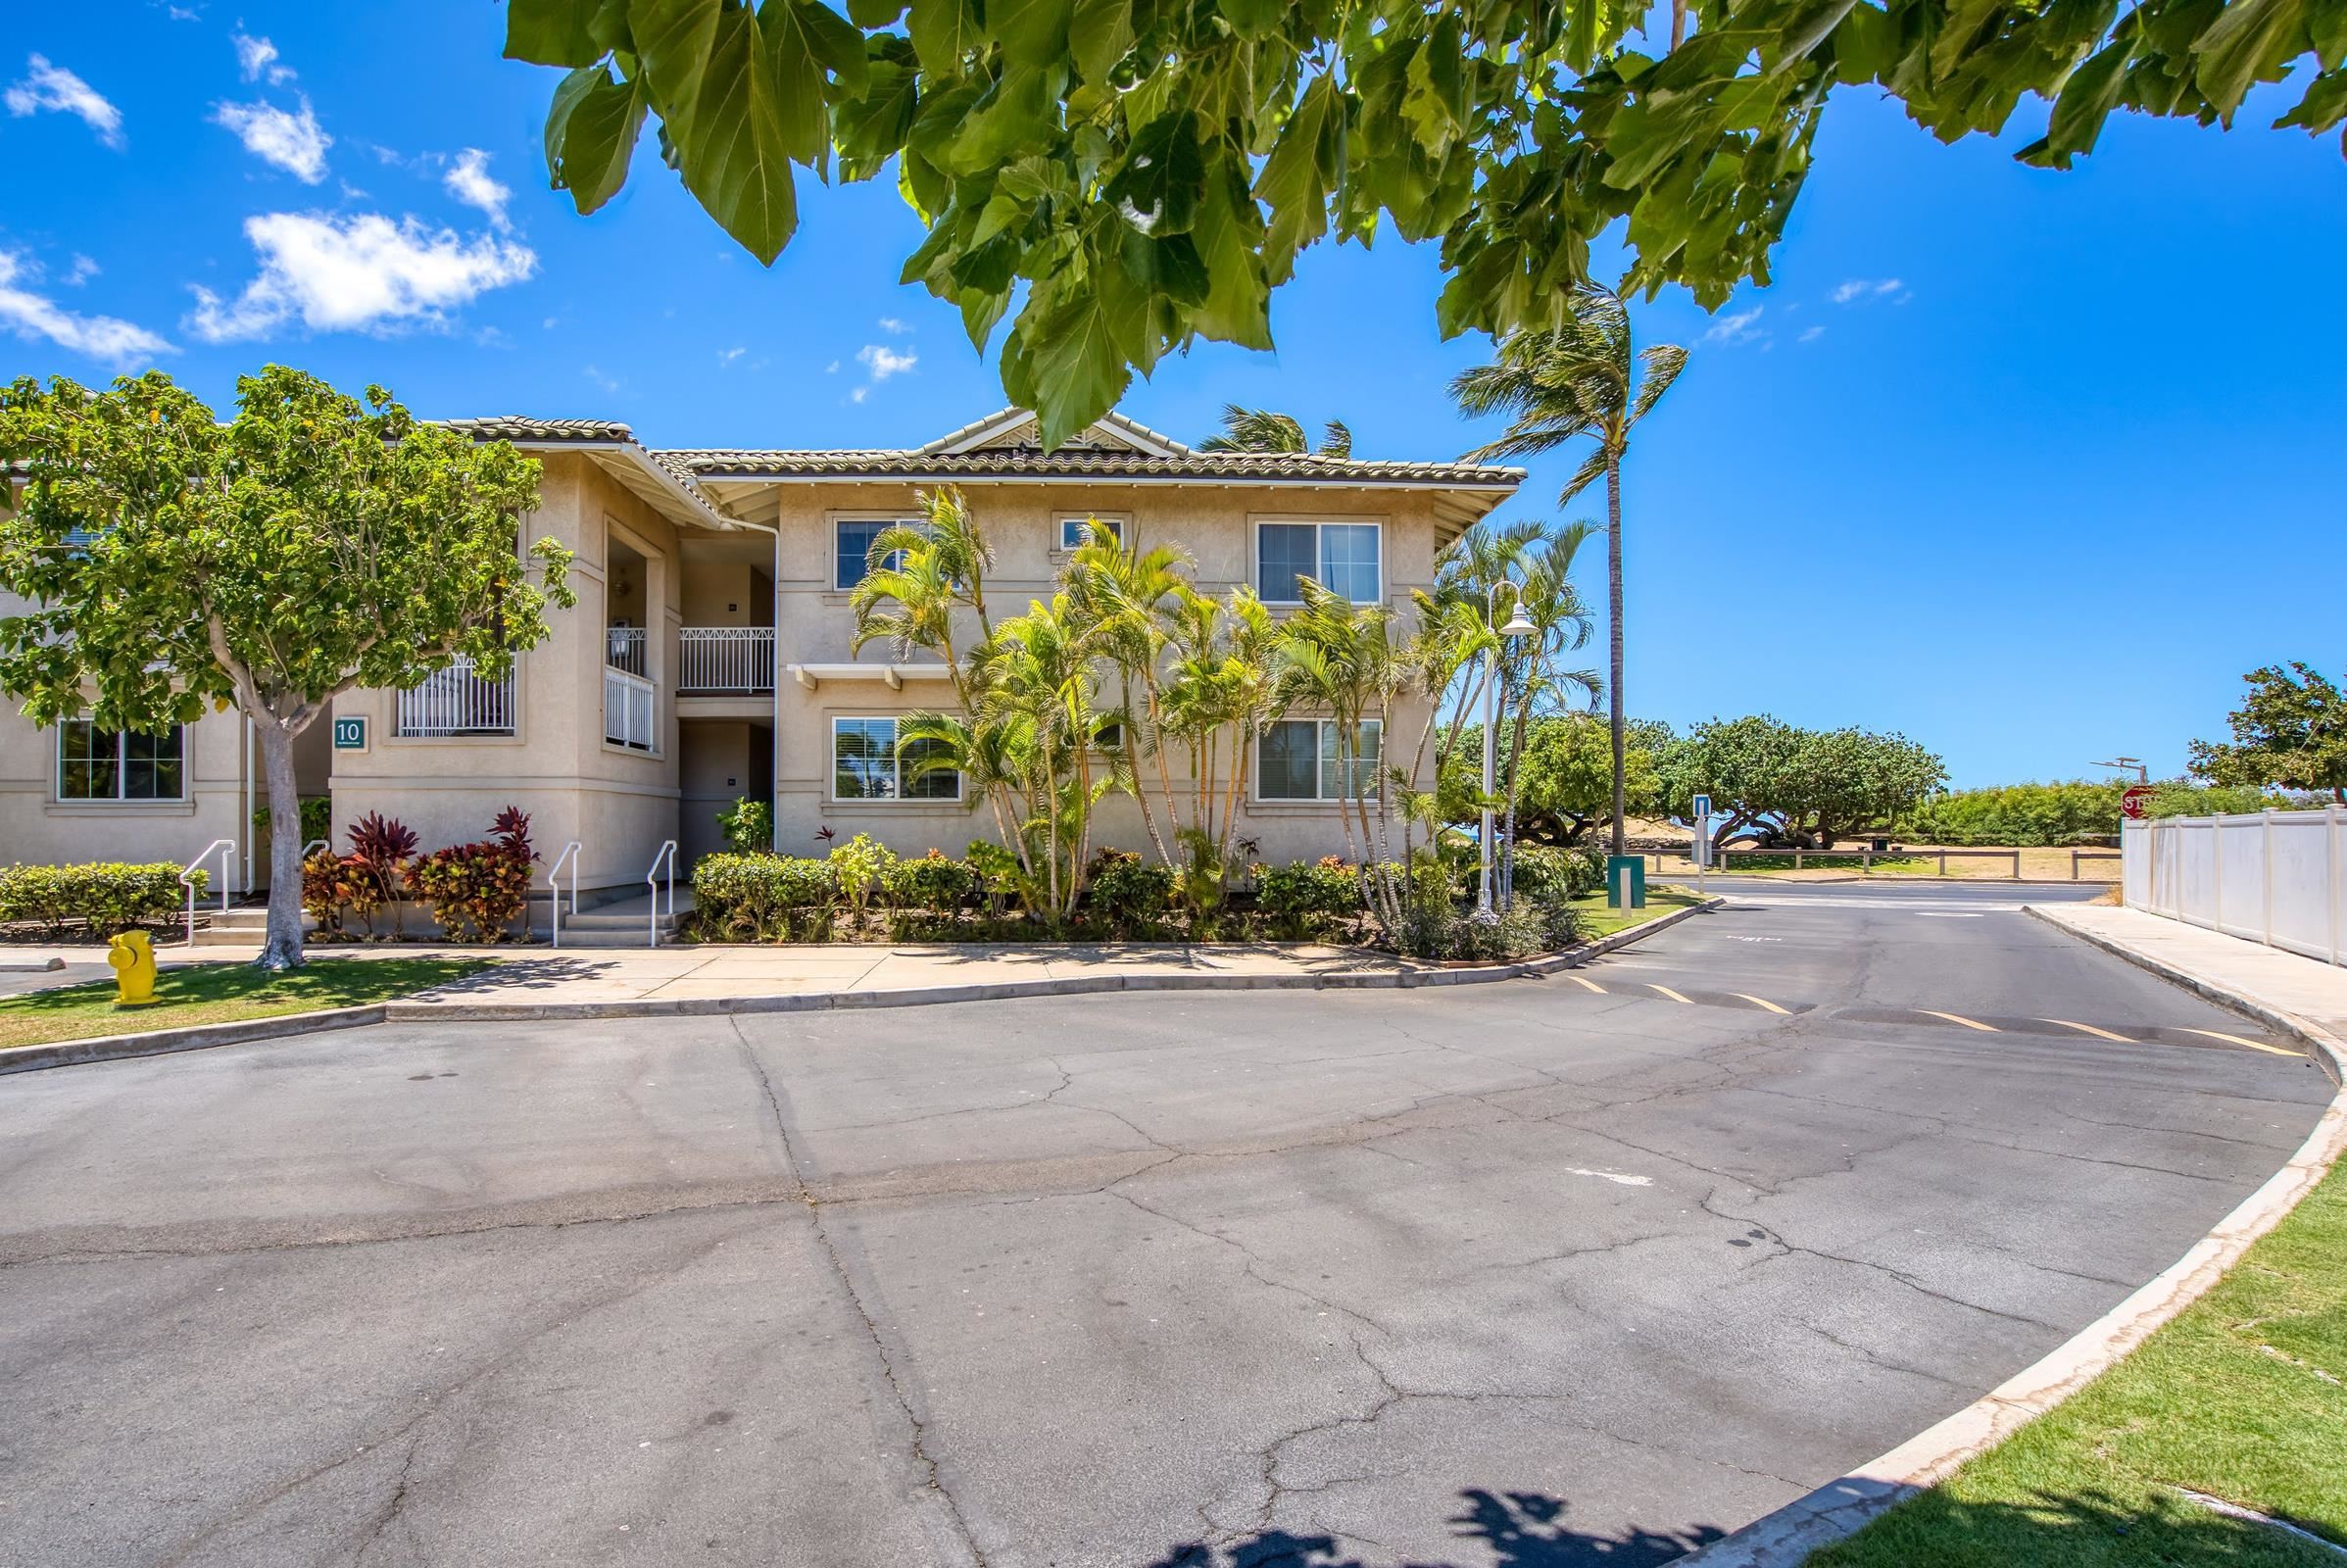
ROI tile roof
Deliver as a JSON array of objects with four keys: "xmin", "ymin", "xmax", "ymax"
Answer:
[{"xmin": 665, "ymin": 448, "xmax": 1524, "ymax": 487}]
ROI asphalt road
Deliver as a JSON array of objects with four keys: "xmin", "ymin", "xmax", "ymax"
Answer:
[{"xmin": 0, "ymin": 885, "xmax": 2331, "ymax": 1568}]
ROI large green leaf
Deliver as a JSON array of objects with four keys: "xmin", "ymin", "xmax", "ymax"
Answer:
[
  {"xmin": 628, "ymin": 0, "xmax": 723, "ymax": 133},
  {"xmin": 545, "ymin": 64, "xmax": 650, "ymax": 213},
  {"xmin": 1068, "ymin": 0, "xmax": 1134, "ymax": 83},
  {"xmin": 506, "ymin": 0, "xmax": 625, "ymax": 66},
  {"xmin": 1186, "ymin": 157, "xmax": 1273, "ymax": 350},
  {"xmin": 669, "ymin": 3, "xmax": 801, "ymax": 262},
  {"xmin": 907, "ymin": 0, "xmax": 981, "ymax": 75},
  {"xmin": 1253, "ymin": 76, "xmax": 1343, "ymax": 283},
  {"xmin": 2191, "ymin": 0, "xmax": 2307, "ymax": 117},
  {"xmin": 1103, "ymin": 111, "xmax": 1204, "ymax": 236},
  {"xmin": 758, "ymin": 0, "xmax": 836, "ymax": 163},
  {"xmin": 993, "ymin": 0, "xmax": 1076, "ymax": 70}
]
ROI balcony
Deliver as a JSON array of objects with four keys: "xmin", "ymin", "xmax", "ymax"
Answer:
[
  {"xmin": 605, "ymin": 626, "xmax": 648, "ymax": 676},
  {"xmin": 678, "ymin": 627, "xmax": 775, "ymax": 694},
  {"xmin": 604, "ymin": 665, "xmax": 656, "ymax": 752},
  {"xmin": 397, "ymin": 657, "xmax": 514, "ymax": 737}
]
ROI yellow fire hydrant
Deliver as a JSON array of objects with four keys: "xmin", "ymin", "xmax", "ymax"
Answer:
[{"xmin": 108, "ymin": 930, "xmax": 158, "ymax": 1007}]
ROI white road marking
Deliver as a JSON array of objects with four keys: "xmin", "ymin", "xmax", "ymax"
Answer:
[
  {"xmin": 1918, "ymin": 1009, "xmax": 1999, "ymax": 1032},
  {"xmin": 1566, "ymin": 1168, "xmax": 1653, "ymax": 1187},
  {"xmin": 1733, "ymin": 993, "xmax": 1791, "ymax": 1015},
  {"xmin": 2178, "ymin": 1027, "xmax": 2299, "ymax": 1057}
]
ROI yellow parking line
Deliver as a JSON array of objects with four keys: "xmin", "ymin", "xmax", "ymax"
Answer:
[
  {"xmin": 1649, "ymin": 984, "xmax": 1695, "ymax": 1005},
  {"xmin": 1732, "ymin": 993, "xmax": 1790, "ymax": 1015},
  {"xmin": 1562, "ymin": 974, "xmax": 1606, "ymax": 994},
  {"xmin": 2180, "ymin": 1027, "xmax": 2300, "ymax": 1057},
  {"xmin": 2042, "ymin": 1018, "xmax": 2132, "ymax": 1043},
  {"xmin": 1919, "ymin": 1009, "xmax": 1999, "ymax": 1033}
]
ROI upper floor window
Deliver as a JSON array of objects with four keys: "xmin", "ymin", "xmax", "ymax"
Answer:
[
  {"xmin": 1256, "ymin": 520, "xmax": 1381, "ymax": 604},
  {"xmin": 58, "ymin": 719, "xmax": 184, "ymax": 802},
  {"xmin": 835, "ymin": 517, "xmax": 923, "ymax": 591},
  {"xmin": 1257, "ymin": 718, "xmax": 1381, "ymax": 802},
  {"xmin": 1058, "ymin": 514, "xmax": 1126, "ymax": 552},
  {"xmin": 832, "ymin": 716, "xmax": 960, "ymax": 802}
]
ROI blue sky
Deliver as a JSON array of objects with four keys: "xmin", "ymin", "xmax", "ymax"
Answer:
[{"xmin": 3, "ymin": 2, "xmax": 2341, "ymax": 788}]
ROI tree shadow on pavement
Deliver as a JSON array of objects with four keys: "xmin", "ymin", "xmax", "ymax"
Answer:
[{"xmin": 1141, "ymin": 1489, "xmax": 1726, "ymax": 1568}]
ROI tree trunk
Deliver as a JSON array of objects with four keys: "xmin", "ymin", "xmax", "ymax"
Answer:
[
  {"xmin": 256, "ymin": 719, "xmax": 307, "ymax": 971},
  {"xmin": 1606, "ymin": 452, "xmax": 1627, "ymax": 859}
]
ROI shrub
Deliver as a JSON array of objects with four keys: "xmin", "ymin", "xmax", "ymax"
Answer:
[
  {"xmin": 690, "ymin": 854, "xmax": 836, "ymax": 940},
  {"xmin": 1084, "ymin": 848, "xmax": 1177, "ymax": 936},
  {"xmin": 715, "ymin": 796, "xmax": 773, "ymax": 855},
  {"xmin": 828, "ymin": 833, "xmax": 898, "ymax": 914},
  {"xmin": 0, "ymin": 862, "xmax": 191, "ymax": 937},
  {"xmin": 300, "ymin": 850, "xmax": 375, "ymax": 938},
  {"xmin": 1511, "ymin": 844, "xmax": 1604, "ymax": 903},
  {"xmin": 347, "ymin": 811, "xmax": 418, "ymax": 938},
  {"xmin": 252, "ymin": 794, "xmax": 332, "ymax": 848},
  {"xmin": 405, "ymin": 839, "xmax": 532, "ymax": 942},
  {"xmin": 1252, "ymin": 858, "xmax": 1361, "ymax": 939},
  {"xmin": 882, "ymin": 849, "xmax": 974, "ymax": 910}
]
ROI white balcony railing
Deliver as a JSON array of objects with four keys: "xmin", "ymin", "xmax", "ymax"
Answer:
[
  {"xmin": 605, "ymin": 665, "xmax": 657, "ymax": 752},
  {"xmin": 606, "ymin": 626, "xmax": 648, "ymax": 676},
  {"xmin": 397, "ymin": 657, "xmax": 515, "ymax": 737},
  {"xmin": 678, "ymin": 626, "xmax": 775, "ymax": 694}
]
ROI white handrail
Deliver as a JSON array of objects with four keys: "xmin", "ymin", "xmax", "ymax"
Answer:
[
  {"xmin": 546, "ymin": 841, "xmax": 582, "ymax": 949},
  {"xmin": 646, "ymin": 839, "xmax": 677, "ymax": 948},
  {"xmin": 181, "ymin": 838, "xmax": 234, "ymax": 947},
  {"xmin": 301, "ymin": 838, "xmax": 328, "ymax": 860}
]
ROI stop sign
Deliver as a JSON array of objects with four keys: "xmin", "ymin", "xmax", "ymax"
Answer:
[{"xmin": 2121, "ymin": 784, "xmax": 2155, "ymax": 820}]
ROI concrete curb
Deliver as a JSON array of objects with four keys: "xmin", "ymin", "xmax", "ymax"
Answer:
[
  {"xmin": 0, "ymin": 1004, "xmax": 389, "ymax": 1078},
  {"xmin": 1677, "ymin": 905, "xmax": 2347, "ymax": 1568},
  {"xmin": 0, "ymin": 898, "xmax": 1723, "ymax": 1073}
]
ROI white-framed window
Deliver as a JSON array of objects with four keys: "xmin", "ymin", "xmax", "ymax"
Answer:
[
  {"xmin": 1056, "ymin": 514, "xmax": 1126, "ymax": 552},
  {"xmin": 832, "ymin": 716, "xmax": 961, "ymax": 802},
  {"xmin": 834, "ymin": 517, "xmax": 924, "ymax": 591},
  {"xmin": 1257, "ymin": 718, "xmax": 1381, "ymax": 801},
  {"xmin": 57, "ymin": 719, "xmax": 185, "ymax": 802},
  {"xmin": 1255, "ymin": 520, "xmax": 1382, "ymax": 604}
]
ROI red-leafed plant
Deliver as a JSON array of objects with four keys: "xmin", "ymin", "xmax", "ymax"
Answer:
[
  {"xmin": 405, "ymin": 807, "xmax": 534, "ymax": 943},
  {"xmin": 348, "ymin": 811, "xmax": 418, "ymax": 938}
]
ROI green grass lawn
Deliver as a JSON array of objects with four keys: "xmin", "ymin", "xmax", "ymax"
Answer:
[
  {"xmin": 0, "ymin": 957, "xmax": 491, "ymax": 1052},
  {"xmin": 1571, "ymin": 883, "xmax": 1710, "ymax": 939},
  {"xmin": 1809, "ymin": 1150, "xmax": 2347, "ymax": 1568}
]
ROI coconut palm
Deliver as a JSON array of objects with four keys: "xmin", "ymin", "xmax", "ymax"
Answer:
[
  {"xmin": 1198, "ymin": 404, "xmax": 1353, "ymax": 459},
  {"xmin": 1451, "ymin": 285, "xmax": 1687, "ymax": 858}
]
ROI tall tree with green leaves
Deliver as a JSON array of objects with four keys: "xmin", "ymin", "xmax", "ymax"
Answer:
[
  {"xmin": 2189, "ymin": 662, "xmax": 2347, "ymax": 802},
  {"xmin": 1451, "ymin": 285, "xmax": 1686, "ymax": 859},
  {"xmin": 501, "ymin": 0, "xmax": 2339, "ymax": 443},
  {"xmin": 1198, "ymin": 405, "xmax": 1353, "ymax": 459},
  {"xmin": 0, "ymin": 368, "xmax": 572, "ymax": 969}
]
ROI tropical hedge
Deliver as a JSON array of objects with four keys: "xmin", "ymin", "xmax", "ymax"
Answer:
[
  {"xmin": 687, "ymin": 838, "xmax": 1605, "ymax": 957},
  {"xmin": 0, "ymin": 862, "xmax": 196, "ymax": 939}
]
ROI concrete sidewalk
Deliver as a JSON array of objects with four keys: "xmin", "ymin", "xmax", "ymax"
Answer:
[
  {"xmin": 6, "ymin": 939, "xmax": 1422, "ymax": 1005},
  {"xmin": 2029, "ymin": 903, "xmax": 2347, "ymax": 1064}
]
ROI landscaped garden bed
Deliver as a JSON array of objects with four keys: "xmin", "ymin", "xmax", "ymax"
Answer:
[
  {"xmin": 0, "ymin": 957, "xmax": 492, "ymax": 1053},
  {"xmin": 0, "ymin": 861, "xmax": 205, "ymax": 947}
]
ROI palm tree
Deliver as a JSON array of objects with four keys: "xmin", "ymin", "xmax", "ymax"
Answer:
[
  {"xmin": 1451, "ymin": 284, "xmax": 1687, "ymax": 858},
  {"xmin": 1198, "ymin": 404, "xmax": 1353, "ymax": 459}
]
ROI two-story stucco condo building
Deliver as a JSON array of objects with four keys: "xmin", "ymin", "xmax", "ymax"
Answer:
[{"xmin": 1, "ymin": 408, "xmax": 1522, "ymax": 898}]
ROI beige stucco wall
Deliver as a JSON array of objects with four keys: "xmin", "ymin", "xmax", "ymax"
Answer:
[
  {"xmin": 0, "ymin": 695, "xmax": 255, "ymax": 886},
  {"xmin": 762, "ymin": 479, "xmax": 1444, "ymax": 864},
  {"xmin": 326, "ymin": 453, "xmax": 693, "ymax": 891}
]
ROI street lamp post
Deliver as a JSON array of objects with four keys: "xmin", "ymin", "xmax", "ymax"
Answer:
[{"xmin": 1477, "ymin": 581, "xmax": 1539, "ymax": 919}]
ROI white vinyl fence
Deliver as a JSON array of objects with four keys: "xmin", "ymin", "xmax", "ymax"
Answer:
[{"xmin": 2124, "ymin": 808, "xmax": 2347, "ymax": 966}]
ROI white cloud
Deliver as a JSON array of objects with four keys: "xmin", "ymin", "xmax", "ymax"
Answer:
[
  {"xmin": 167, "ymin": 6, "xmax": 202, "ymax": 21},
  {"xmin": 1798, "ymin": 324, "xmax": 1825, "ymax": 343},
  {"xmin": 824, "ymin": 359, "xmax": 840, "ymax": 373},
  {"xmin": 5, "ymin": 55, "xmax": 124, "ymax": 149},
  {"xmin": 717, "ymin": 346, "xmax": 746, "ymax": 366},
  {"xmin": 213, "ymin": 97, "xmax": 332, "ymax": 183},
  {"xmin": 1831, "ymin": 277, "xmax": 1904, "ymax": 304},
  {"xmin": 584, "ymin": 364, "xmax": 620, "ymax": 394},
  {"xmin": 856, "ymin": 343, "xmax": 916, "ymax": 380},
  {"xmin": 184, "ymin": 212, "xmax": 537, "ymax": 341},
  {"xmin": 1701, "ymin": 306, "xmax": 1765, "ymax": 346},
  {"xmin": 65, "ymin": 254, "xmax": 100, "ymax": 286},
  {"xmin": 0, "ymin": 250, "xmax": 173, "ymax": 367},
  {"xmin": 878, "ymin": 316, "xmax": 910, "ymax": 334},
  {"xmin": 850, "ymin": 386, "xmax": 868, "ymax": 403},
  {"xmin": 443, "ymin": 148, "xmax": 512, "ymax": 229},
  {"xmin": 232, "ymin": 32, "xmax": 295, "ymax": 84}
]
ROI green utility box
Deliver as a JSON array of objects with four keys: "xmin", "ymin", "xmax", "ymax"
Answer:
[{"xmin": 1606, "ymin": 855, "xmax": 1646, "ymax": 909}]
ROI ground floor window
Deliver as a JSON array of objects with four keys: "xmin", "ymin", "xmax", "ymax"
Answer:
[
  {"xmin": 57, "ymin": 719, "xmax": 184, "ymax": 801},
  {"xmin": 1258, "ymin": 718, "xmax": 1380, "ymax": 801},
  {"xmin": 832, "ymin": 716, "xmax": 960, "ymax": 801}
]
